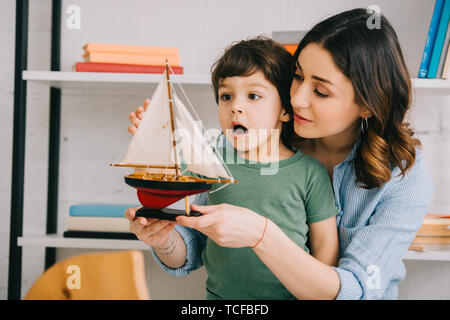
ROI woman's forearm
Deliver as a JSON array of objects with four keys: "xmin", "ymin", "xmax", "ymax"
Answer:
[
  {"xmin": 253, "ymin": 219, "xmax": 341, "ymax": 300},
  {"xmin": 153, "ymin": 230, "xmax": 187, "ymax": 269}
]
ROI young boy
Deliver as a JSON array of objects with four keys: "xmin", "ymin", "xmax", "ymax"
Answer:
[{"xmin": 126, "ymin": 37, "xmax": 339, "ymax": 300}]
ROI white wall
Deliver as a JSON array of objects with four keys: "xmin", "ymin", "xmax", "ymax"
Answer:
[{"xmin": 1, "ymin": 0, "xmax": 449, "ymax": 299}]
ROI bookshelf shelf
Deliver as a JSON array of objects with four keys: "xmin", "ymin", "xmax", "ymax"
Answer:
[
  {"xmin": 22, "ymin": 70, "xmax": 212, "ymax": 90},
  {"xmin": 23, "ymin": 71, "xmax": 450, "ymax": 90},
  {"xmin": 403, "ymin": 249, "xmax": 450, "ymax": 262},
  {"xmin": 412, "ymin": 78, "xmax": 450, "ymax": 89},
  {"xmin": 18, "ymin": 234, "xmax": 148, "ymax": 250},
  {"xmin": 17, "ymin": 234, "xmax": 450, "ymax": 262}
]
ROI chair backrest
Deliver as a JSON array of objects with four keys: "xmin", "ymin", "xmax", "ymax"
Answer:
[{"xmin": 24, "ymin": 250, "xmax": 150, "ymax": 300}]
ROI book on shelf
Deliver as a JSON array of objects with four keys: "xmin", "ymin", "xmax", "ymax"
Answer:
[
  {"xmin": 412, "ymin": 235, "xmax": 450, "ymax": 245},
  {"xmin": 417, "ymin": 224, "xmax": 450, "ymax": 236},
  {"xmin": 283, "ymin": 44, "xmax": 297, "ymax": 55},
  {"xmin": 409, "ymin": 213, "xmax": 450, "ymax": 250},
  {"xmin": 436, "ymin": 19, "xmax": 450, "ymax": 77},
  {"xmin": 442, "ymin": 42, "xmax": 450, "ymax": 78},
  {"xmin": 83, "ymin": 43, "xmax": 179, "ymax": 57},
  {"xmin": 418, "ymin": 0, "xmax": 445, "ymax": 78},
  {"xmin": 408, "ymin": 244, "xmax": 450, "ymax": 252},
  {"xmin": 66, "ymin": 216, "xmax": 130, "ymax": 233},
  {"xmin": 74, "ymin": 62, "xmax": 184, "ymax": 74},
  {"xmin": 427, "ymin": 0, "xmax": 450, "ymax": 78},
  {"xmin": 69, "ymin": 203, "xmax": 139, "ymax": 217},
  {"xmin": 84, "ymin": 52, "xmax": 181, "ymax": 67},
  {"xmin": 64, "ymin": 203, "xmax": 140, "ymax": 240},
  {"xmin": 75, "ymin": 42, "xmax": 183, "ymax": 74},
  {"xmin": 63, "ymin": 230, "xmax": 138, "ymax": 240}
]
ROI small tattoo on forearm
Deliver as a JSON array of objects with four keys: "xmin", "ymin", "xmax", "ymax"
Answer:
[
  {"xmin": 155, "ymin": 232, "xmax": 177, "ymax": 255},
  {"xmin": 157, "ymin": 234, "xmax": 175, "ymax": 250}
]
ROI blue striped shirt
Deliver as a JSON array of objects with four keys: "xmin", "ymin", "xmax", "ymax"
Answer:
[{"xmin": 150, "ymin": 137, "xmax": 434, "ymax": 299}]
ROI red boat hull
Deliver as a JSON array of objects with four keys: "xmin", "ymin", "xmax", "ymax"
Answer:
[
  {"xmin": 124, "ymin": 175, "xmax": 211, "ymax": 209},
  {"xmin": 136, "ymin": 188, "xmax": 209, "ymax": 209}
]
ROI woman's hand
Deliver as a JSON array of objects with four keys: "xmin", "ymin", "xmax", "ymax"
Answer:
[
  {"xmin": 125, "ymin": 207, "xmax": 176, "ymax": 248},
  {"xmin": 176, "ymin": 203, "xmax": 267, "ymax": 248},
  {"xmin": 128, "ymin": 99, "xmax": 150, "ymax": 135}
]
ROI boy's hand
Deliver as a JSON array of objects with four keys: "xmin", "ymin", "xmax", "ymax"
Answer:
[
  {"xmin": 128, "ymin": 99, "xmax": 150, "ymax": 135},
  {"xmin": 125, "ymin": 207, "xmax": 175, "ymax": 248}
]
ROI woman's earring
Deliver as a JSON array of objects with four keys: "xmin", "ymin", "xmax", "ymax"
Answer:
[{"xmin": 361, "ymin": 117, "xmax": 369, "ymax": 134}]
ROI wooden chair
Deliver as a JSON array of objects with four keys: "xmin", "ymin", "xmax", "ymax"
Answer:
[{"xmin": 24, "ymin": 250, "xmax": 150, "ymax": 300}]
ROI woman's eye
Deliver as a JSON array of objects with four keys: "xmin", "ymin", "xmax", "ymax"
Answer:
[
  {"xmin": 248, "ymin": 93, "xmax": 261, "ymax": 100},
  {"xmin": 220, "ymin": 93, "xmax": 232, "ymax": 101},
  {"xmin": 314, "ymin": 89, "xmax": 329, "ymax": 98},
  {"xmin": 293, "ymin": 73, "xmax": 304, "ymax": 81}
]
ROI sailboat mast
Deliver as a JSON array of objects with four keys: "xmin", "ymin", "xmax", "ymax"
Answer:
[{"xmin": 165, "ymin": 60, "xmax": 180, "ymax": 178}]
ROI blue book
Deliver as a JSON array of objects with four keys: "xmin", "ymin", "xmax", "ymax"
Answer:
[
  {"xmin": 69, "ymin": 203, "xmax": 140, "ymax": 217},
  {"xmin": 428, "ymin": 0, "xmax": 450, "ymax": 78},
  {"xmin": 418, "ymin": 0, "xmax": 445, "ymax": 78}
]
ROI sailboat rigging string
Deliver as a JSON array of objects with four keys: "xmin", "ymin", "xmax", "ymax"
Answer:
[
  {"xmin": 166, "ymin": 64, "xmax": 235, "ymax": 187},
  {"xmin": 112, "ymin": 138, "xmax": 134, "ymax": 175},
  {"xmin": 170, "ymin": 87, "xmax": 233, "ymax": 194}
]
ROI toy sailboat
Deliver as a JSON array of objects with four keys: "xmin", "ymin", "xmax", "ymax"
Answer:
[{"xmin": 110, "ymin": 62, "xmax": 235, "ymax": 220}]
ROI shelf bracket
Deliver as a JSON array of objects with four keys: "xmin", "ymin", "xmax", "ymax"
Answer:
[
  {"xmin": 45, "ymin": 0, "xmax": 62, "ymax": 271},
  {"xmin": 8, "ymin": 0, "xmax": 29, "ymax": 300}
]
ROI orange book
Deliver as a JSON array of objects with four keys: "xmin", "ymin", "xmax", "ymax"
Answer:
[
  {"xmin": 74, "ymin": 62, "xmax": 184, "ymax": 74},
  {"xmin": 85, "ymin": 52, "xmax": 181, "ymax": 67},
  {"xmin": 283, "ymin": 44, "xmax": 298, "ymax": 55},
  {"xmin": 425, "ymin": 213, "xmax": 450, "ymax": 219},
  {"xmin": 83, "ymin": 43, "xmax": 179, "ymax": 56},
  {"xmin": 417, "ymin": 214, "xmax": 450, "ymax": 236},
  {"xmin": 417, "ymin": 225, "xmax": 450, "ymax": 236}
]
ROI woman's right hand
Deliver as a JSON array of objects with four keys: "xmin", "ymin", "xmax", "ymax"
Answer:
[
  {"xmin": 125, "ymin": 207, "xmax": 176, "ymax": 248},
  {"xmin": 128, "ymin": 99, "xmax": 150, "ymax": 135}
]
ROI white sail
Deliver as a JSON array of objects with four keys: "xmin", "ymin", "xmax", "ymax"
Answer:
[
  {"xmin": 120, "ymin": 71, "xmax": 176, "ymax": 167},
  {"xmin": 173, "ymin": 95, "xmax": 233, "ymax": 180}
]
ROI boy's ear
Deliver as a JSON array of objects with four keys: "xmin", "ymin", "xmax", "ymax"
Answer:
[{"xmin": 279, "ymin": 109, "xmax": 290, "ymax": 122}]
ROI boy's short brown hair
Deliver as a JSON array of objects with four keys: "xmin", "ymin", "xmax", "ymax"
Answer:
[{"xmin": 211, "ymin": 36, "xmax": 298, "ymax": 148}]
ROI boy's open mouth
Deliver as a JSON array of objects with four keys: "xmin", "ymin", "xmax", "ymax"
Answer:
[{"xmin": 232, "ymin": 124, "xmax": 248, "ymax": 136}]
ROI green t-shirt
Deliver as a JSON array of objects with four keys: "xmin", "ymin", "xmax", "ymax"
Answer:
[{"xmin": 199, "ymin": 147, "xmax": 338, "ymax": 300}]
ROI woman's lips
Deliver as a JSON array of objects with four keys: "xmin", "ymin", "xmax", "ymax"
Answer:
[{"xmin": 294, "ymin": 113, "xmax": 313, "ymax": 124}]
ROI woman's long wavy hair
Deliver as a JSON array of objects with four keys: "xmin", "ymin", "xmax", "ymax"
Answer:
[{"xmin": 292, "ymin": 8, "xmax": 421, "ymax": 189}]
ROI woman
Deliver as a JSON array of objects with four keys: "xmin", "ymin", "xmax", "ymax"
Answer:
[{"xmin": 126, "ymin": 8, "xmax": 433, "ymax": 299}]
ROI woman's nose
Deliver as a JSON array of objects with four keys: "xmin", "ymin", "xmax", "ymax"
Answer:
[{"xmin": 291, "ymin": 84, "xmax": 310, "ymax": 109}]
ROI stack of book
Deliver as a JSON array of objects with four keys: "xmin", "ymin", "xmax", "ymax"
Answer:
[
  {"xmin": 63, "ymin": 203, "xmax": 140, "ymax": 240},
  {"xmin": 74, "ymin": 43, "xmax": 184, "ymax": 74},
  {"xmin": 418, "ymin": 0, "xmax": 450, "ymax": 79},
  {"xmin": 409, "ymin": 213, "xmax": 450, "ymax": 251}
]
